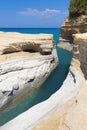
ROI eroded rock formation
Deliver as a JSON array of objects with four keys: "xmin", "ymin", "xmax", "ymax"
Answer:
[
  {"xmin": 30, "ymin": 1, "xmax": 87, "ymax": 130},
  {"xmin": 73, "ymin": 33, "xmax": 87, "ymax": 78},
  {"xmin": 0, "ymin": 59, "xmax": 85, "ymax": 130},
  {"xmin": 0, "ymin": 32, "xmax": 58, "ymax": 109},
  {"xmin": 58, "ymin": 2, "xmax": 87, "ymax": 77},
  {"xmin": 33, "ymin": 80, "xmax": 87, "ymax": 130},
  {"xmin": 58, "ymin": 15, "xmax": 87, "ymax": 51},
  {"xmin": 61, "ymin": 15, "xmax": 87, "ymax": 39},
  {"xmin": 0, "ymin": 0, "xmax": 87, "ymax": 129}
]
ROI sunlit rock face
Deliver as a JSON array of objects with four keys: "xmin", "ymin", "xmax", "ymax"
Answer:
[
  {"xmin": 0, "ymin": 1, "xmax": 87, "ymax": 129},
  {"xmin": 73, "ymin": 33, "xmax": 87, "ymax": 79},
  {"xmin": 61, "ymin": 15, "xmax": 87, "ymax": 39},
  {"xmin": 0, "ymin": 32, "xmax": 58, "ymax": 108},
  {"xmin": 31, "ymin": 2, "xmax": 87, "ymax": 130},
  {"xmin": 32, "ymin": 59, "xmax": 86, "ymax": 130},
  {"xmin": 58, "ymin": 15, "xmax": 87, "ymax": 51},
  {"xmin": 0, "ymin": 59, "xmax": 85, "ymax": 130}
]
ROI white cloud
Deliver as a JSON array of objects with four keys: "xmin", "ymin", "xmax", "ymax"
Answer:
[
  {"xmin": 19, "ymin": 8, "xmax": 39, "ymax": 16},
  {"xmin": 41, "ymin": 8, "xmax": 61, "ymax": 16},
  {"xmin": 18, "ymin": 8, "xmax": 64, "ymax": 17}
]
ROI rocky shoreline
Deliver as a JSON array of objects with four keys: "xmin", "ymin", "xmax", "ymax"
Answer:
[
  {"xmin": 31, "ymin": 17, "xmax": 87, "ymax": 130},
  {"xmin": 0, "ymin": 58, "xmax": 85, "ymax": 130},
  {"xmin": 0, "ymin": 34, "xmax": 87, "ymax": 130},
  {"xmin": 1, "ymin": 12, "xmax": 87, "ymax": 130},
  {"xmin": 0, "ymin": 1, "xmax": 87, "ymax": 129}
]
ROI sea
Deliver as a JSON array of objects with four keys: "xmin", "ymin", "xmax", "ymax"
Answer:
[{"xmin": 0, "ymin": 28, "xmax": 72, "ymax": 126}]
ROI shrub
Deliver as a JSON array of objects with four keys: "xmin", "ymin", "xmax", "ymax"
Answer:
[{"xmin": 69, "ymin": 0, "xmax": 87, "ymax": 18}]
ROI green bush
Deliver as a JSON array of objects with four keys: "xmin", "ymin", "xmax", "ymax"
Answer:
[{"xmin": 69, "ymin": 0, "xmax": 87, "ymax": 18}]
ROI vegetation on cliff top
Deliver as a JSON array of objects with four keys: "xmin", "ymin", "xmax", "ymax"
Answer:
[{"xmin": 69, "ymin": 0, "xmax": 87, "ymax": 18}]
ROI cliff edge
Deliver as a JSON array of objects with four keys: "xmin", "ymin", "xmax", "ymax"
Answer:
[
  {"xmin": 0, "ymin": 32, "xmax": 58, "ymax": 109},
  {"xmin": 73, "ymin": 33, "xmax": 87, "ymax": 79},
  {"xmin": 58, "ymin": 0, "xmax": 87, "ymax": 51},
  {"xmin": 58, "ymin": 0, "xmax": 87, "ymax": 77}
]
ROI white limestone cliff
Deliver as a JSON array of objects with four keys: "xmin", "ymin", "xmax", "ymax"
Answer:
[{"xmin": 0, "ymin": 32, "xmax": 58, "ymax": 109}]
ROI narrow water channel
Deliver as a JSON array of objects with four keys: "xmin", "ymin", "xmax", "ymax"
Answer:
[
  {"xmin": 0, "ymin": 47, "xmax": 72, "ymax": 126},
  {"xmin": 0, "ymin": 28, "xmax": 72, "ymax": 126}
]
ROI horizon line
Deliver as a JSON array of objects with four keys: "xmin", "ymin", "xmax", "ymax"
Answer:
[{"xmin": 0, "ymin": 27, "xmax": 60, "ymax": 29}]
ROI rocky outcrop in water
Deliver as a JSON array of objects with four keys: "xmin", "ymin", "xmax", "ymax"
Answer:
[{"xmin": 0, "ymin": 32, "xmax": 58, "ymax": 109}]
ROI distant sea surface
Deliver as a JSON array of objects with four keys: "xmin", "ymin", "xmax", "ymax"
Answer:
[{"xmin": 0, "ymin": 28, "xmax": 72, "ymax": 126}]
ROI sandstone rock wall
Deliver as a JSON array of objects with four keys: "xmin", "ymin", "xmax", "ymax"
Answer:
[
  {"xmin": 58, "ymin": 15, "xmax": 87, "ymax": 51},
  {"xmin": 61, "ymin": 15, "xmax": 87, "ymax": 39},
  {"xmin": 58, "ymin": 14, "xmax": 87, "ymax": 79},
  {"xmin": 28, "ymin": 2, "xmax": 87, "ymax": 130},
  {"xmin": 73, "ymin": 33, "xmax": 87, "ymax": 78}
]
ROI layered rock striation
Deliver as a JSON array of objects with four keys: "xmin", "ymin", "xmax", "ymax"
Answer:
[
  {"xmin": 49, "ymin": 1, "xmax": 87, "ymax": 129},
  {"xmin": 58, "ymin": 15, "xmax": 87, "ymax": 51},
  {"xmin": 0, "ymin": 58, "xmax": 85, "ymax": 130},
  {"xmin": 0, "ymin": 0, "xmax": 87, "ymax": 129},
  {"xmin": 61, "ymin": 15, "xmax": 87, "ymax": 39},
  {"xmin": 73, "ymin": 33, "xmax": 87, "ymax": 78},
  {"xmin": 58, "ymin": 0, "xmax": 87, "ymax": 77},
  {"xmin": 0, "ymin": 32, "xmax": 58, "ymax": 109}
]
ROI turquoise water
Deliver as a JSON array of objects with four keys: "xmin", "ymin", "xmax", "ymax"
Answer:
[{"xmin": 0, "ymin": 28, "xmax": 72, "ymax": 126}]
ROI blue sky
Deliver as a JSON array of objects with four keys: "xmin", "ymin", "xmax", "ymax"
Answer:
[{"xmin": 0, "ymin": 0, "xmax": 70, "ymax": 28}]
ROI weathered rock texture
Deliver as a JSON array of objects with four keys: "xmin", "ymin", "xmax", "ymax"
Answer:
[
  {"xmin": 47, "ymin": 2, "xmax": 87, "ymax": 129},
  {"xmin": 0, "ymin": 32, "xmax": 54, "ymax": 55},
  {"xmin": 0, "ymin": 32, "xmax": 58, "ymax": 109},
  {"xmin": 73, "ymin": 33, "xmax": 87, "ymax": 78},
  {"xmin": 31, "ymin": 59, "xmax": 86, "ymax": 130},
  {"xmin": 0, "ymin": 59, "xmax": 87, "ymax": 130},
  {"xmin": 0, "ymin": 1, "xmax": 87, "ymax": 129},
  {"xmin": 58, "ymin": 15, "xmax": 87, "ymax": 51},
  {"xmin": 27, "ymin": 1, "xmax": 87, "ymax": 130},
  {"xmin": 61, "ymin": 15, "xmax": 87, "ymax": 39},
  {"xmin": 33, "ymin": 80, "xmax": 87, "ymax": 130}
]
